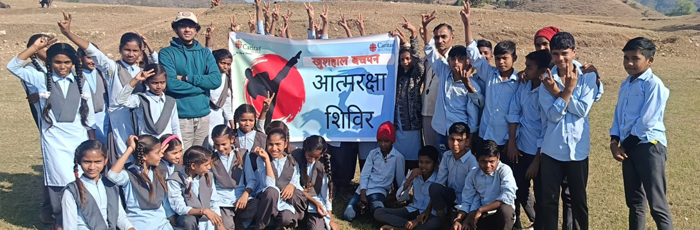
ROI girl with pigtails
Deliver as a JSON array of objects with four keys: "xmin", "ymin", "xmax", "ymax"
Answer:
[
  {"xmin": 19, "ymin": 34, "xmax": 51, "ymax": 131},
  {"xmin": 6, "ymin": 37, "xmax": 96, "ymax": 227},
  {"xmin": 61, "ymin": 140, "xmax": 134, "ymax": 230},
  {"xmin": 292, "ymin": 135, "xmax": 340, "ymax": 230},
  {"xmin": 166, "ymin": 146, "xmax": 225, "ymax": 230},
  {"xmin": 107, "ymin": 135, "xmax": 174, "ymax": 230},
  {"xmin": 59, "ymin": 11, "xmax": 150, "ymax": 164}
]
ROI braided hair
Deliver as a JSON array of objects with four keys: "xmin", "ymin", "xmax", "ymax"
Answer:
[
  {"xmin": 73, "ymin": 140, "xmax": 108, "ymax": 207},
  {"xmin": 27, "ymin": 34, "xmax": 48, "ymax": 73},
  {"xmin": 266, "ymin": 120, "xmax": 293, "ymax": 153},
  {"xmin": 134, "ymin": 135, "xmax": 168, "ymax": 201},
  {"xmin": 42, "ymin": 43, "xmax": 88, "ymax": 127},
  {"xmin": 119, "ymin": 33, "xmax": 145, "ymax": 66},
  {"xmin": 211, "ymin": 124, "xmax": 243, "ymax": 167},
  {"xmin": 234, "ymin": 104, "xmax": 261, "ymax": 132},
  {"xmin": 212, "ymin": 49, "xmax": 234, "ymax": 104},
  {"xmin": 302, "ymin": 135, "xmax": 333, "ymax": 200},
  {"xmin": 183, "ymin": 146, "xmax": 213, "ymax": 199}
]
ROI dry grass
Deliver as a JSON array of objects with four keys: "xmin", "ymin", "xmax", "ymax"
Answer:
[{"xmin": 1, "ymin": 0, "xmax": 700, "ymax": 229}]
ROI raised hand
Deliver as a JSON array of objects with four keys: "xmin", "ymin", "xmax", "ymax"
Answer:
[
  {"xmin": 230, "ymin": 16, "xmax": 240, "ymax": 32},
  {"xmin": 134, "ymin": 69, "xmax": 155, "ymax": 82},
  {"xmin": 272, "ymin": 4, "xmax": 280, "ymax": 21},
  {"xmin": 319, "ymin": 5, "xmax": 329, "ymax": 23},
  {"xmin": 460, "ymin": 0, "xmax": 471, "ymax": 24},
  {"xmin": 459, "ymin": 66, "xmax": 477, "ymax": 93},
  {"xmin": 32, "ymin": 35, "xmax": 58, "ymax": 50},
  {"xmin": 542, "ymin": 68, "xmax": 558, "ymax": 96},
  {"xmin": 562, "ymin": 61, "xmax": 579, "ymax": 89},
  {"xmin": 421, "ymin": 10, "xmax": 437, "ymax": 27},
  {"xmin": 262, "ymin": 1, "xmax": 272, "ymax": 20},
  {"xmin": 338, "ymin": 13, "xmax": 349, "ymax": 28},
  {"xmin": 58, "ymin": 11, "xmax": 73, "ymax": 35},
  {"xmin": 126, "ymin": 135, "xmax": 139, "ymax": 150},
  {"xmin": 253, "ymin": 146, "xmax": 270, "ymax": 162},
  {"xmin": 303, "ymin": 2, "xmax": 315, "ymax": 20},
  {"xmin": 205, "ymin": 21, "xmax": 216, "ymax": 38},
  {"xmin": 399, "ymin": 16, "xmax": 417, "ymax": 38},
  {"xmin": 356, "ymin": 13, "xmax": 366, "ymax": 36},
  {"xmin": 282, "ymin": 9, "xmax": 293, "ymax": 24},
  {"xmin": 395, "ymin": 28, "xmax": 407, "ymax": 45}
]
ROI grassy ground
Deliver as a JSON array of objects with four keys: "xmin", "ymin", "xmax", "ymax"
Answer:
[{"xmin": 1, "ymin": 0, "xmax": 700, "ymax": 229}]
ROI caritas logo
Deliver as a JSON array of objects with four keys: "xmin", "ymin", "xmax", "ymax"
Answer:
[
  {"xmin": 235, "ymin": 40, "xmax": 243, "ymax": 49},
  {"xmin": 369, "ymin": 43, "xmax": 377, "ymax": 52}
]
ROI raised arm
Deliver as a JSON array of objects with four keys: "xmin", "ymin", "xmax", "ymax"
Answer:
[
  {"xmin": 204, "ymin": 21, "xmax": 215, "ymax": 49},
  {"xmin": 7, "ymin": 36, "xmax": 56, "ymax": 88},
  {"xmin": 319, "ymin": 5, "xmax": 330, "ymax": 39},
  {"xmin": 420, "ymin": 11, "xmax": 436, "ymax": 46},
  {"xmin": 269, "ymin": 4, "xmax": 280, "ymax": 37},
  {"xmin": 356, "ymin": 13, "xmax": 366, "ymax": 37},
  {"xmin": 339, "ymin": 14, "xmax": 353, "ymax": 38},
  {"xmin": 58, "ymin": 11, "xmax": 90, "ymax": 51}
]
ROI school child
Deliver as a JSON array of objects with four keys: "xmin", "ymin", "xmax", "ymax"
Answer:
[
  {"xmin": 265, "ymin": 120, "xmax": 300, "ymax": 151},
  {"xmin": 107, "ymin": 135, "xmax": 174, "ymax": 230},
  {"xmin": 234, "ymin": 104, "xmax": 267, "ymax": 151},
  {"xmin": 251, "ymin": 128, "xmax": 307, "ymax": 229},
  {"xmin": 375, "ymin": 146, "xmax": 442, "ymax": 230},
  {"xmin": 114, "ymin": 64, "xmax": 181, "ymax": 139},
  {"xmin": 505, "ymin": 50, "xmax": 551, "ymax": 229},
  {"xmin": 343, "ymin": 121, "xmax": 406, "ymax": 222},
  {"xmin": 158, "ymin": 134, "xmax": 184, "ymax": 177},
  {"xmin": 207, "ymin": 49, "xmax": 235, "ymax": 147},
  {"xmin": 537, "ymin": 32, "xmax": 598, "ymax": 230},
  {"xmin": 610, "ymin": 37, "xmax": 673, "ymax": 230},
  {"xmin": 59, "ymin": 11, "xmax": 149, "ymax": 163},
  {"xmin": 167, "ymin": 146, "xmax": 225, "ymax": 230},
  {"xmin": 427, "ymin": 122, "xmax": 478, "ymax": 225},
  {"xmin": 292, "ymin": 135, "xmax": 339, "ymax": 230},
  {"xmin": 461, "ymin": 2, "xmax": 519, "ymax": 153},
  {"xmin": 77, "ymin": 46, "xmax": 110, "ymax": 145},
  {"xmin": 7, "ymin": 39, "xmax": 97, "ymax": 225},
  {"xmin": 61, "ymin": 140, "xmax": 134, "ymax": 230},
  {"xmin": 453, "ymin": 141, "xmax": 517, "ymax": 230},
  {"xmin": 17, "ymin": 34, "xmax": 50, "ymax": 131},
  {"xmin": 474, "ymin": 39, "xmax": 491, "ymax": 92},
  {"xmin": 390, "ymin": 22, "xmax": 424, "ymax": 172},
  {"xmin": 210, "ymin": 124, "xmax": 259, "ymax": 229}
]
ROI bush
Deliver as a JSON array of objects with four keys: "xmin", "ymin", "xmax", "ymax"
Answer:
[
  {"xmin": 666, "ymin": 0, "xmax": 697, "ymax": 16},
  {"xmin": 455, "ymin": 0, "xmax": 491, "ymax": 7}
]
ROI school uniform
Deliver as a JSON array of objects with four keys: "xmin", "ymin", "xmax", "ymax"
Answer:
[
  {"xmin": 158, "ymin": 159, "xmax": 184, "ymax": 177},
  {"xmin": 460, "ymin": 162, "xmax": 517, "ymax": 230},
  {"xmin": 394, "ymin": 37, "xmax": 425, "ymax": 167},
  {"xmin": 207, "ymin": 73, "xmax": 235, "ymax": 147},
  {"xmin": 425, "ymin": 39, "xmax": 483, "ymax": 152},
  {"xmin": 505, "ymin": 81, "xmax": 545, "ymax": 226},
  {"xmin": 291, "ymin": 149, "xmax": 333, "ymax": 230},
  {"xmin": 237, "ymin": 129, "xmax": 266, "ymax": 171},
  {"xmin": 538, "ymin": 65, "xmax": 598, "ymax": 230},
  {"xmin": 7, "ymin": 56, "xmax": 96, "ymax": 219},
  {"xmin": 253, "ymin": 154, "xmax": 308, "ymax": 229},
  {"xmin": 115, "ymin": 84, "xmax": 181, "ymax": 138},
  {"xmin": 343, "ymin": 147, "xmax": 405, "ymax": 221},
  {"xmin": 83, "ymin": 68, "xmax": 110, "ymax": 145},
  {"xmin": 167, "ymin": 170, "xmax": 222, "ymax": 230},
  {"xmin": 610, "ymin": 68, "xmax": 673, "ymax": 230},
  {"xmin": 19, "ymin": 59, "xmax": 46, "ymax": 131},
  {"xmin": 61, "ymin": 175, "xmax": 133, "ymax": 230},
  {"xmin": 428, "ymin": 150, "xmax": 478, "ymax": 215},
  {"xmin": 421, "ymin": 57, "xmax": 440, "ymax": 149},
  {"xmin": 107, "ymin": 166, "xmax": 174, "ymax": 230},
  {"xmin": 466, "ymin": 40, "xmax": 519, "ymax": 148},
  {"xmin": 375, "ymin": 169, "xmax": 441, "ymax": 230},
  {"xmin": 85, "ymin": 43, "xmax": 145, "ymax": 164},
  {"xmin": 211, "ymin": 149, "xmax": 258, "ymax": 230}
]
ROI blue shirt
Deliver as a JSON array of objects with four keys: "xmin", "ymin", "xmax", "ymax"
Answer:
[
  {"xmin": 107, "ymin": 167, "xmax": 173, "ymax": 230},
  {"xmin": 397, "ymin": 169, "xmax": 438, "ymax": 215},
  {"xmin": 356, "ymin": 148, "xmax": 406, "ymax": 196},
  {"xmin": 460, "ymin": 162, "xmax": 517, "ymax": 213},
  {"xmin": 610, "ymin": 68, "xmax": 668, "ymax": 146},
  {"xmin": 61, "ymin": 176, "xmax": 134, "ymax": 230},
  {"xmin": 435, "ymin": 150, "xmax": 479, "ymax": 210},
  {"xmin": 255, "ymin": 156, "xmax": 304, "ymax": 213},
  {"xmin": 214, "ymin": 151, "xmax": 251, "ymax": 207},
  {"xmin": 467, "ymin": 40, "xmax": 519, "ymax": 145},
  {"xmin": 507, "ymin": 81, "xmax": 547, "ymax": 155},
  {"xmin": 539, "ymin": 65, "xmax": 598, "ymax": 161},
  {"xmin": 425, "ymin": 39, "xmax": 483, "ymax": 135}
]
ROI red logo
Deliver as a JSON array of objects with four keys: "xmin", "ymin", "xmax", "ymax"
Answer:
[
  {"xmin": 244, "ymin": 53, "xmax": 305, "ymax": 123},
  {"xmin": 369, "ymin": 43, "xmax": 377, "ymax": 52},
  {"xmin": 235, "ymin": 40, "xmax": 243, "ymax": 49},
  {"xmin": 182, "ymin": 12, "xmax": 191, "ymax": 16}
]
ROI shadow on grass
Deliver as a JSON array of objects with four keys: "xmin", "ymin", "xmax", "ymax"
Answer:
[
  {"xmin": 331, "ymin": 189, "xmax": 407, "ymax": 230},
  {"xmin": 0, "ymin": 165, "xmax": 47, "ymax": 229}
]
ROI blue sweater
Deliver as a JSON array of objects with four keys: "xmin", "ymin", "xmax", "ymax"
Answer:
[{"xmin": 159, "ymin": 38, "xmax": 221, "ymax": 118}]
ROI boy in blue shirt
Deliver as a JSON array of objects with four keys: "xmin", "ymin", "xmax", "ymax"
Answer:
[
  {"xmin": 537, "ymin": 31, "xmax": 598, "ymax": 230},
  {"xmin": 461, "ymin": 2, "xmax": 519, "ymax": 152},
  {"xmin": 453, "ymin": 140, "xmax": 517, "ymax": 230},
  {"xmin": 610, "ymin": 37, "xmax": 673, "ymax": 230}
]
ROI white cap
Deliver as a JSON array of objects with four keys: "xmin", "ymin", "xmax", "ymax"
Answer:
[{"xmin": 174, "ymin": 11, "xmax": 198, "ymax": 24}]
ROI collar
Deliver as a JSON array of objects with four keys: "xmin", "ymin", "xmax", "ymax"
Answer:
[
  {"xmin": 51, "ymin": 72, "xmax": 75, "ymax": 83},
  {"xmin": 448, "ymin": 149, "xmax": 473, "ymax": 163},
  {"xmin": 478, "ymin": 161, "xmax": 503, "ymax": 176},
  {"xmin": 498, "ymin": 69, "xmax": 518, "ymax": 83},
  {"xmin": 238, "ymin": 129, "xmax": 256, "ymax": 139},
  {"xmin": 630, "ymin": 68, "xmax": 653, "ymax": 82},
  {"xmin": 119, "ymin": 60, "xmax": 139, "ymax": 71},
  {"xmin": 81, "ymin": 174, "xmax": 102, "ymax": 185},
  {"xmin": 272, "ymin": 153, "xmax": 288, "ymax": 162},
  {"xmin": 145, "ymin": 91, "xmax": 166, "ymax": 101},
  {"xmin": 161, "ymin": 159, "xmax": 174, "ymax": 167},
  {"xmin": 419, "ymin": 171, "xmax": 438, "ymax": 183}
]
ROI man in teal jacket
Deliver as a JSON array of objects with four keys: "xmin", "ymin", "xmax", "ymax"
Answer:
[{"xmin": 160, "ymin": 11, "xmax": 221, "ymax": 149}]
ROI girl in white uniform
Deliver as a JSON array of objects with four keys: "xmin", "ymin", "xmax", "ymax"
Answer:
[
  {"xmin": 7, "ymin": 39, "xmax": 96, "ymax": 227},
  {"xmin": 207, "ymin": 49, "xmax": 235, "ymax": 147}
]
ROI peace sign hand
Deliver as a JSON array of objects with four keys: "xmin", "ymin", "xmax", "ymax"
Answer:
[
  {"xmin": 421, "ymin": 10, "xmax": 436, "ymax": 27},
  {"xmin": 338, "ymin": 13, "xmax": 349, "ymax": 28},
  {"xmin": 32, "ymin": 35, "xmax": 58, "ymax": 50},
  {"xmin": 261, "ymin": 91, "xmax": 276, "ymax": 112},
  {"xmin": 303, "ymin": 2, "xmax": 315, "ymax": 20},
  {"xmin": 58, "ymin": 11, "xmax": 73, "ymax": 35},
  {"xmin": 230, "ymin": 16, "xmax": 240, "ymax": 32},
  {"xmin": 399, "ymin": 16, "xmax": 417, "ymax": 35},
  {"xmin": 460, "ymin": 0, "xmax": 471, "ymax": 24},
  {"xmin": 205, "ymin": 21, "xmax": 216, "ymax": 38}
]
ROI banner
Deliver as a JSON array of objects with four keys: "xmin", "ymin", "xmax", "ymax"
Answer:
[{"xmin": 228, "ymin": 32, "xmax": 399, "ymax": 142}]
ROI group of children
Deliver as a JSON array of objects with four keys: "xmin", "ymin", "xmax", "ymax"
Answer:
[{"xmin": 6, "ymin": 1, "xmax": 673, "ymax": 230}]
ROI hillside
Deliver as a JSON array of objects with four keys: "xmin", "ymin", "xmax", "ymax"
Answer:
[
  {"xmin": 512, "ymin": 0, "xmax": 665, "ymax": 17},
  {"xmin": 1, "ymin": 0, "xmax": 700, "ymax": 230},
  {"xmin": 634, "ymin": 0, "xmax": 700, "ymax": 14}
]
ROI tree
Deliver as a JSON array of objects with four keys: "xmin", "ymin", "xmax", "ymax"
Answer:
[{"xmin": 667, "ymin": 0, "xmax": 697, "ymax": 16}]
